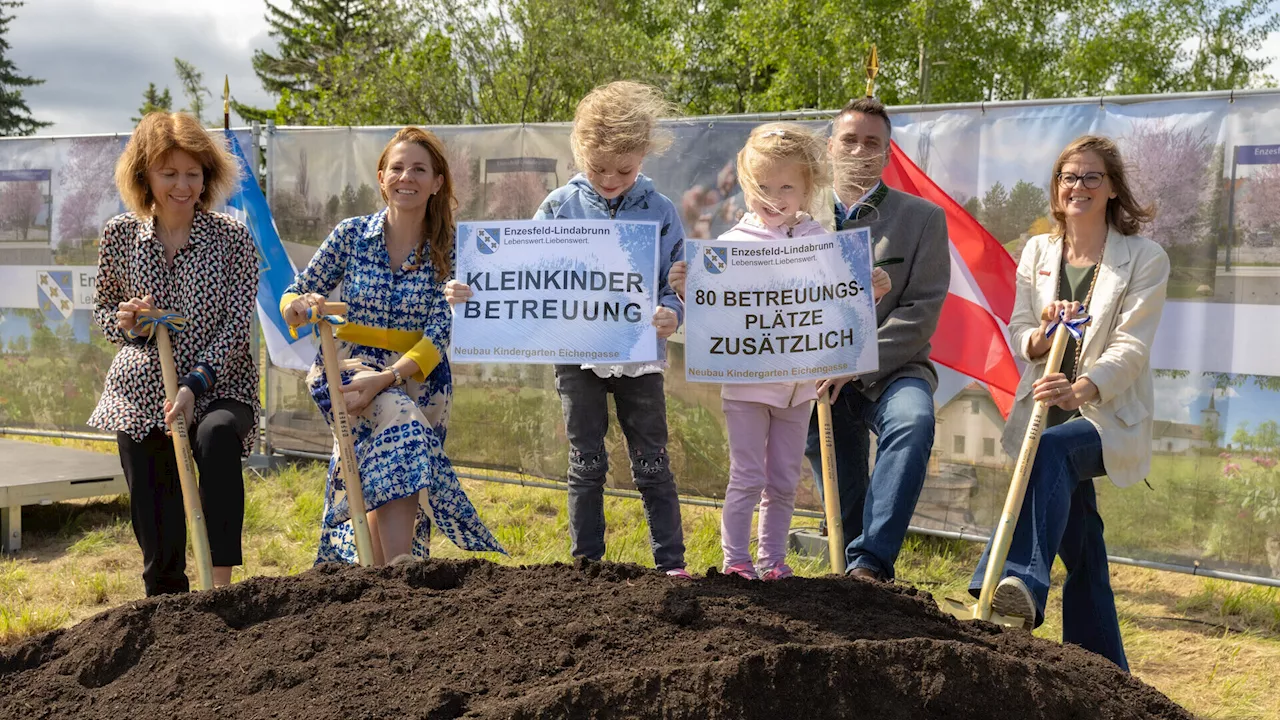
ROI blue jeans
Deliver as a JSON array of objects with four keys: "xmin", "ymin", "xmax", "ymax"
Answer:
[
  {"xmin": 554, "ymin": 366, "xmax": 686, "ymax": 571},
  {"xmin": 805, "ymin": 377, "xmax": 934, "ymax": 578},
  {"xmin": 968, "ymin": 419, "xmax": 1128, "ymax": 672}
]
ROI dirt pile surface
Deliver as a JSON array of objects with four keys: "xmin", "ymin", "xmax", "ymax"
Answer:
[{"xmin": 0, "ymin": 559, "xmax": 1191, "ymax": 720}]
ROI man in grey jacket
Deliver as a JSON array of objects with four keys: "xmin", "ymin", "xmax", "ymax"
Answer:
[{"xmin": 808, "ymin": 97, "xmax": 950, "ymax": 581}]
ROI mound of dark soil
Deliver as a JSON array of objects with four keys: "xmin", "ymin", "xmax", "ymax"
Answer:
[{"xmin": 0, "ymin": 560, "xmax": 1190, "ymax": 719}]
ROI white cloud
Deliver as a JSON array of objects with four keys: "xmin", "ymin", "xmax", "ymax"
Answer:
[
  {"xmin": 8, "ymin": 0, "xmax": 275, "ymax": 135},
  {"xmin": 1152, "ymin": 373, "xmax": 1208, "ymax": 423}
]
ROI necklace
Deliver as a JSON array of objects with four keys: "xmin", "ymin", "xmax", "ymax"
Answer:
[{"xmin": 1063, "ymin": 235, "xmax": 1106, "ymax": 379}]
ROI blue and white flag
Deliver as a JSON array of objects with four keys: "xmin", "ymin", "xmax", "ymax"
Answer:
[{"xmin": 223, "ymin": 130, "xmax": 313, "ymax": 370}]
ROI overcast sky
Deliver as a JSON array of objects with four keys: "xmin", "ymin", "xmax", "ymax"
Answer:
[
  {"xmin": 9, "ymin": 0, "xmax": 276, "ymax": 134},
  {"xmin": 8, "ymin": 0, "xmax": 1280, "ymax": 135}
]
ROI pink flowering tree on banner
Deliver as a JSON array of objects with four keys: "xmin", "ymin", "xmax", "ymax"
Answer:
[
  {"xmin": 56, "ymin": 138, "xmax": 122, "ymax": 257},
  {"xmin": 0, "ymin": 181, "xmax": 44, "ymax": 242},
  {"xmin": 485, "ymin": 172, "xmax": 548, "ymax": 221},
  {"xmin": 1122, "ymin": 121, "xmax": 1215, "ymax": 248},
  {"xmin": 445, "ymin": 144, "xmax": 476, "ymax": 217},
  {"xmin": 1237, "ymin": 164, "xmax": 1280, "ymax": 241}
]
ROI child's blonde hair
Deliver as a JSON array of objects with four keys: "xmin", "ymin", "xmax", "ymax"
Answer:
[
  {"xmin": 737, "ymin": 122, "xmax": 833, "ymax": 218},
  {"xmin": 570, "ymin": 81, "xmax": 674, "ymax": 170}
]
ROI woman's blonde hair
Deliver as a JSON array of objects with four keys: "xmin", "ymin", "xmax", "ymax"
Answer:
[
  {"xmin": 376, "ymin": 126, "xmax": 457, "ymax": 280},
  {"xmin": 569, "ymin": 81, "xmax": 674, "ymax": 170},
  {"xmin": 737, "ymin": 123, "xmax": 833, "ymax": 217},
  {"xmin": 1050, "ymin": 135, "xmax": 1154, "ymax": 238},
  {"xmin": 113, "ymin": 112, "xmax": 240, "ymax": 218}
]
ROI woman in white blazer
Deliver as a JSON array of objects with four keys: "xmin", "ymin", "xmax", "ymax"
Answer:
[{"xmin": 969, "ymin": 135, "xmax": 1169, "ymax": 672}]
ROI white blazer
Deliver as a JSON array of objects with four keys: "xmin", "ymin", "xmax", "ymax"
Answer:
[{"xmin": 1002, "ymin": 229, "xmax": 1170, "ymax": 488}]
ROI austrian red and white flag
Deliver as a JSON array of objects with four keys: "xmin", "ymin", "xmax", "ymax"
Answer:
[{"xmin": 882, "ymin": 141, "xmax": 1021, "ymax": 417}]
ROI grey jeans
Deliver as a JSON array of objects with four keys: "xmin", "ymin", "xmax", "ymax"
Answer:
[{"xmin": 554, "ymin": 365, "xmax": 686, "ymax": 571}]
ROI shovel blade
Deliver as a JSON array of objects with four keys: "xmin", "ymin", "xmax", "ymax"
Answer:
[
  {"xmin": 939, "ymin": 596, "xmax": 979, "ymax": 621},
  {"xmin": 938, "ymin": 596, "xmax": 1032, "ymax": 630}
]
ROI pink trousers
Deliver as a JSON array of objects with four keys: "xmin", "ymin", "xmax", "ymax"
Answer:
[{"xmin": 720, "ymin": 398, "xmax": 811, "ymax": 570}]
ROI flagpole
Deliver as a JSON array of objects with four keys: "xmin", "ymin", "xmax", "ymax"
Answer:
[{"xmin": 865, "ymin": 45, "xmax": 879, "ymax": 98}]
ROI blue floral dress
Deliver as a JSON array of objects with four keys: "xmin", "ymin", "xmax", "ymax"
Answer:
[{"xmin": 283, "ymin": 210, "xmax": 504, "ymax": 563}]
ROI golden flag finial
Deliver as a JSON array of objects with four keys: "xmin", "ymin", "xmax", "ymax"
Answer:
[
  {"xmin": 865, "ymin": 45, "xmax": 880, "ymax": 98},
  {"xmin": 223, "ymin": 75, "xmax": 230, "ymax": 115}
]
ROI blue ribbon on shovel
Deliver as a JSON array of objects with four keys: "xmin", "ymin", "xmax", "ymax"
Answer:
[
  {"xmin": 1046, "ymin": 306, "xmax": 1090, "ymax": 341},
  {"xmin": 290, "ymin": 304, "xmax": 347, "ymax": 339},
  {"xmin": 130, "ymin": 312, "xmax": 188, "ymax": 341}
]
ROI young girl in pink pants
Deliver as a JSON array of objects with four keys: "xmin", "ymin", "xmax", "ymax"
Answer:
[{"xmin": 672, "ymin": 123, "xmax": 890, "ymax": 579}]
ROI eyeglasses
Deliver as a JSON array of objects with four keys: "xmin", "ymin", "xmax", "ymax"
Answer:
[{"xmin": 1057, "ymin": 172, "xmax": 1107, "ymax": 189}]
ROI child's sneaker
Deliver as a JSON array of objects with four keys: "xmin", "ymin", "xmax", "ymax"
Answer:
[
  {"xmin": 760, "ymin": 563, "xmax": 794, "ymax": 581},
  {"xmin": 665, "ymin": 567, "xmax": 693, "ymax": 580},
  {"xmin": 723, "ymin": 562, "xmax": 759, "ymax": 580}
]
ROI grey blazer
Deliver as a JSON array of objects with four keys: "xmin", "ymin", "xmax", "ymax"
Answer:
[{"xmin": 840, "ymin": 186, "xmax": 950, "ymax": 401}]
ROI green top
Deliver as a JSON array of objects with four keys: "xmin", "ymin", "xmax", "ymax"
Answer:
[{"xmin": 1048, "ymin": 259, "xmax": 1098, "ymax": 429}]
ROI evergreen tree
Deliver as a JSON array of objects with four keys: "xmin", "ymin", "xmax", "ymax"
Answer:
[
  {"xmin": 0, "ymin": 1, "xmax": 49, "ymax": 136},
  {"xmin": 133, "ymin": 82, "xmax": 173, "ymax": 122},
  {"xmin": 246, "ymin": 0, "xmax": 401, "ymax": 122},
  {"xmin": 174, "ymin": 58, "xmax": 210, "ymax": 124}
]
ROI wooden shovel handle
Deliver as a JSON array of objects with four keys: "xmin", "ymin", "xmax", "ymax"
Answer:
[
  {"xmin": 817, "ymin": 391, "xmax": 845, "ymax": 574},
  {"xmin": 974, "ymin": 323, "xmax": 1076, "ymax": 620},
  {"xmin": 151, "ymin": 319, "xmax": 215, "ymax": 591},
  {"xmin": 317, "ymin": 319, "xmax": 376, "ymax": 566}
]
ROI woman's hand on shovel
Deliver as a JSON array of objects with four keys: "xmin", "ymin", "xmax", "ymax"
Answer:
[
  {"xmin": 163, "ymin": 386, "xmax": 195, "ymax": 429},
  {"xmin": 117, "ymin": 294, "xmax": 156, "ymax": 335},
  {"xmin": 1033, "ymin": 373, "xmax": 1098, "ymax": 411}
]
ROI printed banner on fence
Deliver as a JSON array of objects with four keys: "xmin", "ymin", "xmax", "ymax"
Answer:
[
  {"xmin": 0, "ymin": 266, "xmax": 97, "ymax": 311},
  {"xmin": 451, "ymin": 219, "xmax": 660, "ymax": 364},
  {"xmin": 683, "ymin": 228, "xmax": 878, "ymax": 383}
]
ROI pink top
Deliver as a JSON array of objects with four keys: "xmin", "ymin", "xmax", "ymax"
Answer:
[{"xmin": 718, "ymin": 214, "xmax": 828, "ymax": 408}]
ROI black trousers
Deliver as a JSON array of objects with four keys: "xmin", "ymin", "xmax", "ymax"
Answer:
[{"xmin": 116, "ymin": 398, "xmax": 254, "ymax": 596}]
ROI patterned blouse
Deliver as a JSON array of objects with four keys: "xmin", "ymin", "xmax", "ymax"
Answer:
[
  {"xmin": 281, "ymin": 209, "xmax": 453, "ymax": 376},
  {"xmin": 88, "ymin": 210, "xmax": 260, "ymax": 456}
]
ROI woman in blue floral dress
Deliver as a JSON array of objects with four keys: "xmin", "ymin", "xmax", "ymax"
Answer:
[{"xmin": 281, "ymin": 127, "xmax": 504, "ymax": 564}]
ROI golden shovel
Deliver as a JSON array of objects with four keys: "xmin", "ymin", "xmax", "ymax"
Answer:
[
  {"xmin": 817, "ymin": 389, "xmax": 845, "ymax": 574},
  {"xmin": 310, "ymin": 301, "xmax": 377, "ymax": 566},
  {"xmin": 939, "ymin": 311, "xmax": 1083, "ymax": 626},
  {"xmin": 139, "ymin": 307, "xmax": 214, "ymax": 591}
]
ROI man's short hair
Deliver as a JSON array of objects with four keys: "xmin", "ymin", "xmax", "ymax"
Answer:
[{"xmin": 836, "ymin": 97, "xmax": 892, "ymax": 137}]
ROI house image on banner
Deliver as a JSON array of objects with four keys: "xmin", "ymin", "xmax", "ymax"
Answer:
[
  {"xmin": 1151, "ymin": 394, "xmax": 1218, "ymax": 455},
  {"xmin": 934, "ymin": 383, "xmax": 1011, "ymax": 468}
]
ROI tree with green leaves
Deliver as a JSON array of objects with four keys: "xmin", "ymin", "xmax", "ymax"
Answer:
[
  {"xmin": 0, "ymin": 0, "xmax": 49, "ymax": 136},
  {"xmin": 243, "ymin": 0, "xmax": 1280, "ymax": 125},
  {"xmin": 980, "ymin": 181, "xmax": 1015, "ymax": 242},
  {"xmin": 1007, "ymin": 180, "xmax": 1049, "ymax": 240},
  {"xmin": 133, "ymin": 83, "xmax": 173, "ymax": 122},
  {"xmin": 428, "ymin": 0, "xmax": 675, "ymax": 124},
  {"xmin": 1256, "ymin": 420, "xmax": 1280, "ymax": 454},
  {"xmin": 1233, "ymin": 422, "xmax": 1252, "ymax": 451},
  {"xmin": 1180, "ymin": 0, "xmax": 1280, "ymax": 90}
]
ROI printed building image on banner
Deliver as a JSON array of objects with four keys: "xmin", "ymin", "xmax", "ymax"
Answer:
[
  {"xmin": 452, "ymin": 219, "xmax": 660, "ymax": 365},
  {"xmin": 683, "ymin": 228, "xmax": 878, "ymax": 384}
]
